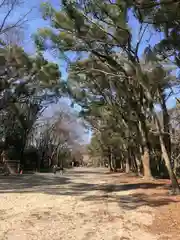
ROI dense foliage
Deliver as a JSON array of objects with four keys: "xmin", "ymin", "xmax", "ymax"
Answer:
[
  {"xmin": 33, "ymin": 0, "xmax": 180, "ymax": 194},
  {"xmin": 1, "ymin": 0, "xmax": 180, "ymax": 194}
]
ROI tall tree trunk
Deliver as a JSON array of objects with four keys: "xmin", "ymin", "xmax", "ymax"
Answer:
[
  {"xmin": 135, "ymin": 64, "xmax": 179, "ymax": 193},
  {"xmin": 134, "ymin": 149, "xmax": 142, "ymax": 176},
  {"xmin": 125, "ymin": 157, "xmax": 130, "ymax": 173},
  {"xmin": 173, "ymin": 151, "xmax": 180, "ymax": 176},
  {"xmin": 141, "ymin": 146, "xmax": 152, "ymax": 178},
  {"xmin": 108, "ymin": 147, "xmax": 113, "ymax": 172},
  {"xmin": 125, "ymin": 148, "xmax": 130, "ymax": 173},
  {"xmin": 139, "ymin": 120, "xmax": 153, "ymax": 179},
  {"xmin": 131, "ymin": 157, "xmax": 137, "ymax": 173},
  {"xmin": 112, "ymin": 154, "xmax": 117, "ymax": 172},
  {"xmin": 119, "ymin": 153, "xmax": 124, "ymax": 171},
  {"xmin": 108, "ymin": 157, "xmax": 113, "ymax": 171},
  {"xmin": 129, "ymin": 147, "xmax": 137, "ymax": 173},
  {"xmin": 135, "ymin": 155, "xmax": 142, "ymax": 176},
  {"xmin": 155, "ymin": 116, "xmax": 180, "ymax": 194},
  {"xmin": 118, "ymin": 152, "xmax": 122, "ymax": 171},
  {"xmin": 159, "ymin": 89, "xmax": 171, "ymax": 159}
]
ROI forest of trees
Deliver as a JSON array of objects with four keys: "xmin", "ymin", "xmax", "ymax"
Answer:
[
  {"xmin": 34, "ymin": 0, "xmax": 180, "ymax": 194},
  {"xmin": 0, "ymin": 0, "xmax": 85, "ymax": 174},
  {"xmin": 1, "ymin": 0, "xmax": 180, "ymax": 194}
]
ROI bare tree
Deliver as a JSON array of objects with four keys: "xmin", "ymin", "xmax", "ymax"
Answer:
[{"xmin": 0, "ymin": 0, "xmax": 33, "ymax": 46}]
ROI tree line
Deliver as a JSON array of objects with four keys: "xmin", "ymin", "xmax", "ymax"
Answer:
[
  {"xmin": 34, "ymin": 0, "xmax": 180, "ymax": 194},
  {"xmin": 0, "ymin": 0, "xmax": 85, "ymax": 173},
  {"xmin": 1, "ymin": 0, "xmax": 180, "ymax": 194}
]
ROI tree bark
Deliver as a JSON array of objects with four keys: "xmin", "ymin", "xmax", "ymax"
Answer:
[
  {"xmin": 160, "ymin": 135, "xmax": 180, "ymax": 194},
  {"xmin": 125, "ymin": 157, "xmax": 130, "ymax": 173},
  {"xmin": 135, "ymin": 154, "xmax": 142, "ymax": 176},
  {"xmin": 119, "ymin": 154, "xmax": 124, "ymax": 171},
  {"xmin": 135, "ymin": 64, "xmax": 179, "ymax": 193},
  {"xmin": 159, "ymin": 89, "xmax": 171, "ymax": 158},
  {"xmin": 139, "ymin": 120, "xmax": 153, "ymax": 179},
  {"xmin": 155, "ymin": 115, "xmax": 180, "ymax": 194},
  {"xmin": 108, "ymin": 158, "xmax": 113, "ymax": 171},
  {"xmin": 108, "ymin": 148, "xmax": 113, "ymax": 172},
  {"xmin": 141, "ymin": 146, "xmax": 152, "ymax": 179},
  {"xmin": 125, "ymin": 148, "xmax": 131, "ymax": 173},
  {"xmin": 112, "ymin": 156, "xmax": 117, "ymax": 172},
  {"xmin": 173, "ymin": 153, "xmax": 180, "ymax": 176}
]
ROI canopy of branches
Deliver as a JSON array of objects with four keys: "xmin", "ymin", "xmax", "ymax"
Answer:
[{"xmin": 32, "ymin": 0, "xmax": 180, "ymax": 194}]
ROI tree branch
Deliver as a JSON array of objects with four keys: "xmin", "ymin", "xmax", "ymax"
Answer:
[
  {"xmin": 0, "ymin": 0, "xmax": 17, "ymax": 33},
  {"xmin": 134, "ymin": 0, "xmax": 180, "ymax": 9}
]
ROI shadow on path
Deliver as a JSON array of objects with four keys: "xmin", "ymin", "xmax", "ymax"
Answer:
[
  {"xmin": 0, "ymin": 170, "xmax": 177, "ymax": 210},
  {"xmin": 0, "ymin": 174, "xmax": 71, "ymax": 193},
  {"xmin": 82, "ymin": 192, "xmax": 177, "ymax": 210}
]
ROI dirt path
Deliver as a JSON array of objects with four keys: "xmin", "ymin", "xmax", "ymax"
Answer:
[{"xmin": 0, "ymin": 168, "xmax": 158, "ymax": 240}]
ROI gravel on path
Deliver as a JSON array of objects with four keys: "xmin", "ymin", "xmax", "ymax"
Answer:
[{"xmin": 0, "ymin": 168, "xmax": 158, "ymax": 240}]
